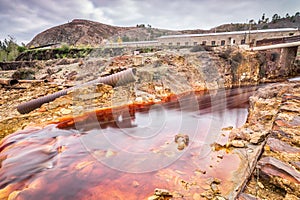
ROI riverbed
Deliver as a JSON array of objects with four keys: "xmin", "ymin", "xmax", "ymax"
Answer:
[{"xmin": 0, "ymin": 86, "xmax": 257, "ymax": 199}]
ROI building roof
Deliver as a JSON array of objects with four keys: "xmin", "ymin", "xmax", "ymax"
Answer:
[
  {"xmin": 107, "ymin": 40, "xmax": 158, "ymax": 45},
  {"xmin": 28, "ymin": 43, "xmax": 61, "ymax": 50},
  {"xmin": 159, "ymin": 28, "xmax": 299, "ymax": 39}
]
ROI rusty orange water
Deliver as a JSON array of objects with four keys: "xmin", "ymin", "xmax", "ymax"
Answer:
[{"xmin": 0, "ymin": 87, "xmax": 255, "ymax": 199}]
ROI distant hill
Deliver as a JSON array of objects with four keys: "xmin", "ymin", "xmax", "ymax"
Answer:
[
  {"xmin": 27, "ymin": 19, "xmax": 133, "ymax": 47},
  {"xmin": 27, "ymin": 14, "xmax": 300, "ymax": 47},
  {"xmin": 27, "ymin": 19, "xmax": 183, "ymax": 47},
  {"xmin": 211, "ymin": 15, "xmax": 300, "ymax": 33}
]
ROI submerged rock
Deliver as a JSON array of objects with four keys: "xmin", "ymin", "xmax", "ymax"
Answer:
[
  {"xmin": 147, "ymin": 188, "xmax": 173, "ymax": 200},
  {"xmin": 174, "ymin": 134, "xmax": 189, "ymax": 150}
]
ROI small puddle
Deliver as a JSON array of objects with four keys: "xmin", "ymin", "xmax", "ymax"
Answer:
[{"xmin": 0, "ymin": 87, "xmax": 256, "ymax": 199}]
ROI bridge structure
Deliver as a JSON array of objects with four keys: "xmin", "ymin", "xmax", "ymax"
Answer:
[
  {"xmin": 248, "ymin": 35, "xmax": 300, "ymax": 69},
  {"xmin": 249, "ymin": 35, "xmax": 300, "ymax": 50}
]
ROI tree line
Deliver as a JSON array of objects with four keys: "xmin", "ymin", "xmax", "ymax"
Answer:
[
  {"xmin": 250, "ymin": 11, "xmax": 300, "ymax": 24},
  {"xmin": 0, "ymin": 36, "xmax": 26, "ymax": 62}
]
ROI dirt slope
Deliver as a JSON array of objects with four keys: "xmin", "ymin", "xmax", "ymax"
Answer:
[{"xmin": 27, "ymin": 19, "xmax": 133, "ymax": 47}]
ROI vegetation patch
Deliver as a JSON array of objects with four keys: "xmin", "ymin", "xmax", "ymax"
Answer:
[
  {"xmin": 190, "ymin": 45, "xmax": 213, "ymax": 52},
  {"xmin": 17, "ymin": 46, "xmax": 93, "ymax": 61},
  {"xmin": 12, "ymin": 68, "xmax": 35, "ymax": 80},
  {"xmin": 0, "ymin": 36, "xmax": 26, "ymax": 61}
]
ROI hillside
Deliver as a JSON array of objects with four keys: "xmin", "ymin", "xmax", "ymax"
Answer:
[
  {"xmin": 212, "ymin": 15, "xmax": 300, "ymax": 32},
  {"xmin": 26, "ymin": 19, "xmax": 134, "ymax": 48},
  {"xmin": 27, "ymin": 19, "xmax": 185, "ymax": 48}
]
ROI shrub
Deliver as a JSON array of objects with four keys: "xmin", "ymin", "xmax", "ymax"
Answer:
[
  {"xmin": 232, "ymin": 52, "xmax": 243, "ymax": 63},
  {"xmin": 12, "ymin": 68, "xmax": 35, "ymax": 80},
  {"xmin": 190, "ymin": 45, "xmax": 205, "ymax": 52},
  {"xmin": 256, "ymin": 53, "xmax": 266, "ymax": 66},
  {"xmin": 17, "ymin": 46, "xmax": 27, "ymax": 53},
  {"xmin": 61, "ymin": 44, "xmax": 70, "ymax": 52},
  {"xmin": 270, "ymin": 52, "xmax": 279, "ymax": 62},
  {"xmin": 219, "ymin": 48, "xmax": 233, "ymax": 59}
]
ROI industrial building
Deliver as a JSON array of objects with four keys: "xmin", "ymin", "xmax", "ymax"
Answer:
[
  {"xmin": 158, "ymin": 28, "xmax": 300, "ymax": 47},
  {"xmin": 108, "ymin": 28, "xmax": 300, "ymax": 48}
]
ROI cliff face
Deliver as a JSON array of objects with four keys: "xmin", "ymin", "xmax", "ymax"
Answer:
[
  {"xmin": 26, "ymin": 19, "xmax": 133, "ymax": 47},
  {"xmin": 215, "ymin": 46, "xmax": 298, "ymax": 88}
]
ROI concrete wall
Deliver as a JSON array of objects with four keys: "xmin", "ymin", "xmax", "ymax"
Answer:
[
  {"xmin": 106, "ymin": 41, "xmax": 159, "ymax": 48},
  {"xmin": 158, "ymin": 34, "xmax": 246, "ymax": 47},
  {"xmin": 157, "ymin": 29, "xmax": 300, "ymax": 47},
  {"xmin": 279, "ymin": 46, "xmax": 298, "ymax": 72}
]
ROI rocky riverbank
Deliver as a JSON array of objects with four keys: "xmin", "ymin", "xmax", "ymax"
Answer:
[
  {"xmin": 235, "ymin": 80, "xmax": 300, "ymax": 199},
  {"xmin": 1, "ymin": 47, "xmax": 297, "ymax": 137},
  {"xmin": 0, "ymin": 47, "xmax": 299, "ymax": 199}
]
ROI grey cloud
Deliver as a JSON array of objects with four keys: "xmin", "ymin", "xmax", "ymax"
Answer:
[{"xmin": 0, "ymin": 0, "xmax": 299, "ymax": 44}]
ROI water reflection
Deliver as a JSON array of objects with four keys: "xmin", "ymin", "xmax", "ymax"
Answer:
[{"xmin": 0, "ymin": 86, "xmax": 257, "ymax": 199}]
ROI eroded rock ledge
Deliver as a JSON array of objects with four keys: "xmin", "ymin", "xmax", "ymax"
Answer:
[{"xmin": 233, "ymin": 81, "xmax": 300, "ymax": 199}]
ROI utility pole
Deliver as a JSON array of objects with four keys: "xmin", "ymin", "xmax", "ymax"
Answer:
[{"xmin": 248, "ymin": 19, "xmax": 253, "ymax": 46}]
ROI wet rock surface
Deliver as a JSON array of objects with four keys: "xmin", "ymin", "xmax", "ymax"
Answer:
[
  {"xmin": 240, "ymin": 81, "xmax": 300, "ymax": 199},
  {"xmin": 174, "ymin": 134, "xmax": 189, "ymax": 150}
]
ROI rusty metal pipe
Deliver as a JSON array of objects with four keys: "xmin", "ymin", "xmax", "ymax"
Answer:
[
  {"xmin": 17, "ymin": 68, "xmax": 136, "ymax": 114},
  {"xmin": 17, "ymin": 79, "xmax": 48, "ymax": 83},
  {"xmin": 0, "ymin": 79, "xmax": 19, "ymax": 86}
]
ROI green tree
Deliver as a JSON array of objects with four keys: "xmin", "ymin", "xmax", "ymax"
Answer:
[
  {"xmin": 122, "ymin": 35, "xmax": 130, "ymax": 42},
  {"xmin": 0, "ymin": 36, "xmax": 24, "ymax": 61},
  {"xmin": 272, "ymin": 14, "xmax": 279, "ymax": 23},
  {"xmin": 60, "ymin": 43, "xmax": 70, "ymax": 52},
  {"xmin": 262, "ymin": 24, "xmax": 269, "ymax": 29},
  {"xmin": 17, "ymin": 46, "xmax": 27, "ymax": 53},
  {"xmin": 265, "ymin": 17, "xmax": 269, "ymax": 23},
  {"xmin": 136, "ymin": 24, "xmax": 145, "ymax": 28},
  {"xmin": 262, "ymin": 13, "xmax": 265, "ymax": 21}
]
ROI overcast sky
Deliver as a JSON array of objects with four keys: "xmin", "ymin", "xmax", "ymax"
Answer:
[{"xmin": 0, "ymin": 0, "xmax": 299, "ymax": 44}]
